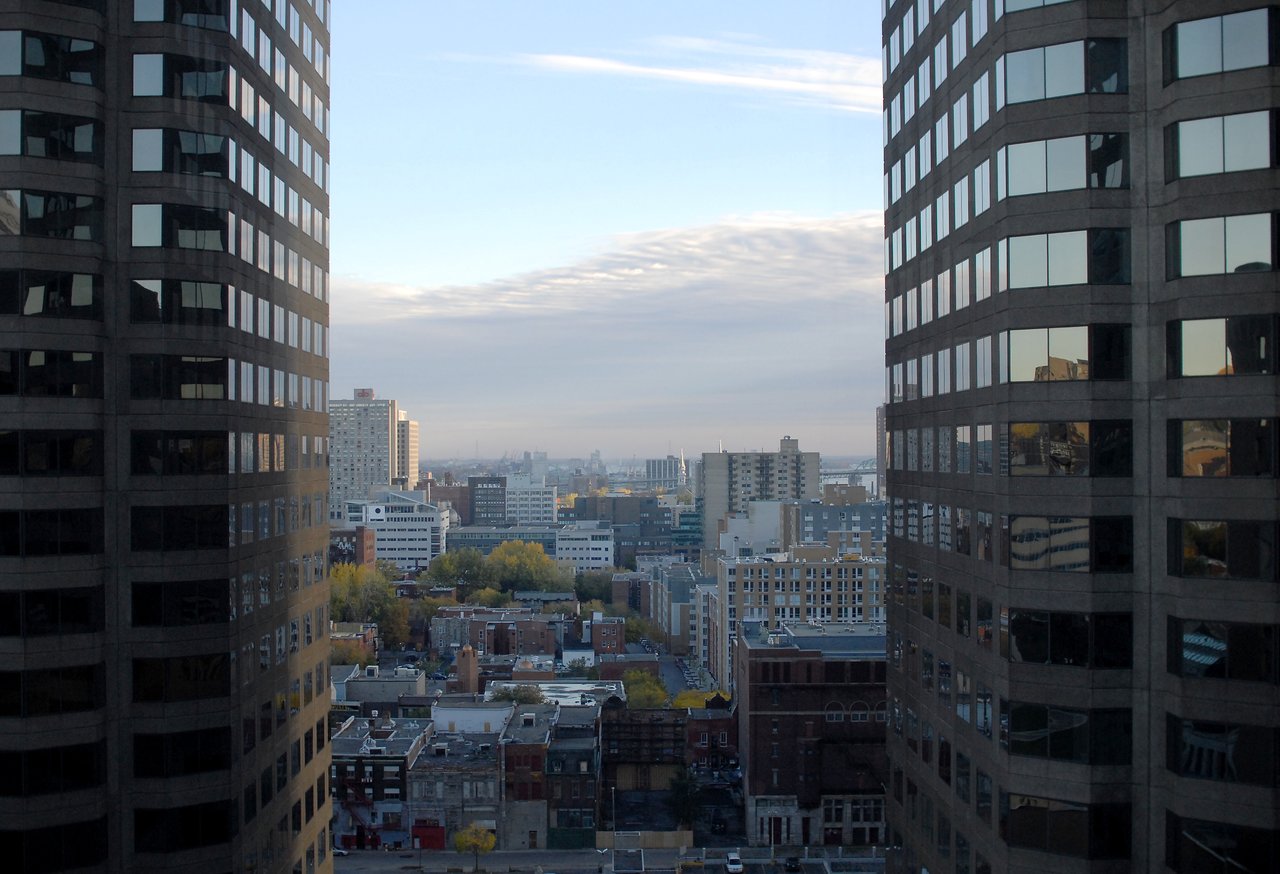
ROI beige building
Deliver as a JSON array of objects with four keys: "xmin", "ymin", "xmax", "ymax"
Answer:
[
  {"xmin": 699, "ymin": 436, "xmax": 820, "ymax": 550},
  {"xmin": 396, "ymin": 410, "xmax": 420, "ymax": 487}
]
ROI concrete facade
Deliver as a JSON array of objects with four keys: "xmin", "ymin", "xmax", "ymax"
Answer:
[{"xmin": 882, "ymin": 2, "xmax": 1280, "ymax": 871}]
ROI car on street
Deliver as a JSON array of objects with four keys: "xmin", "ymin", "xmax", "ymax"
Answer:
[
  {"xmin": 785, "ymin": 857, "xmax": 802, "ymax": 872},
  {"xmin": 725, "ymin": 852, "xmax": 744, "ymax": 873},
  {"xmin": 332, "ymin": 848, "xmax": 349, "ymax": 856}
]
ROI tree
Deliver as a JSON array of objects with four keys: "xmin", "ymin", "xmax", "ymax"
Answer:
[
  {"xmin": 624, "ymin": 615, "xmax": 663, "ymax": 644},
  {"xmin": 622, "ymin": 668, "xmax": 668, "ymax": 709},
  {"xmin": 453, "ymin": 823, "xmax": 495, "ymax": 872},
  {"xmin": 671, "ymin": 689, "xmax": 730, "ymax": 709},
  {"xmin": 409, "ymin": 596, "xmax": 455, "ymax": 628},
  {"xmin": 468, "ymin": 586, "xmax": 510, "ymax": 608},
  {"xmin": 330, "ymin": 639, "xmax": 370, "ymax": 667},
  {"xmin": 489, "ymin": 685, "xmax": 545, "ymax": 705},
  {"xmin": 484, "ymin": 541, "xmax": 563, "ymax": 592},
  {"xmin": 328, "ymin": 563, "xmax": 411, "ymax": 648},
  {"xmin": 668, "ymin": 767, "xmax": 699, "ymax": 828},
  {"xmin": 574, "ymin": 569, "xmax": 617, "ymax": 603},
  {"xmin": 425, "ymin": 548, "xmax": 489, "ymax": 595}
]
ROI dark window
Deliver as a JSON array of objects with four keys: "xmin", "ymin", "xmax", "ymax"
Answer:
[
  {"xmin": 0, "ymin": 586, "xmax": 103, "ymax": 636},
  {"xmin": 1172, "ymin": 519, "xmax": 1277, "ymax": 580},
  {"xmin": 0, "ymin": 664, "xmax": 104, "ymax": 717},
  {"xmin": 130, "ymin": 430, "xmax": 227, "ymax": 475},
  {"xmin": 0, "ymin": 741, "xmax": 106, "ymax": 796},
  {"xmin": 11, "ymin": 508, "xmax": 103, "ymax": 556},
  {"xmin": 12, "ymin": 190, "xmax": 103, "ymax": 240},
  {"xmin": 129, "ymin": 279, "xmax": 227, "ymax": 325},
  {"xmin": 1001, "ymin": 792, "xmax": 1130, "ymax": 859},
  {"xmin": 130, "ymin": 504, "xmax": 229, "ymax": 552},
  {"xmin": 134, "ymin": 727, "xmax": 232, "ymax": 777},
  {"xmin": 10, "ymin": 32, "xmax": 103, "ymax": 86},
  {"xmin": 128, "ymin": 354, "xmax": 227, "ymax": 400},
  {"xmin": 1171, "ymin": 419, "xmax": 1275, "ymax": 478},
  {"xmin": 1088, "ymin": 133, "xmax": 1129, "ymax": 189},
  {"xmin": 8, "ymin": 349, "xmax": 102, "ymax": 398},
  {"xmin": 17, "ymin": 271, "xmax": 102, "ymax": 319},
  {"xmin": 0, "ymin": 817, "xmax": 109, "ymax": 873},
  {"xmin": 134, "ymin": 800, "xmax": 235, "ymax": 853},
  {"xmin": 1003, "ymin": 609, "xmax": 1132, "ymax": 669},
  {"xmin": 132, "ymin": 654, "xmax": 230, "ymax": 702},
  {"xmin": 16, "ymin": 110, "xmax": 102, "ymax": 162},
  {"xmin": 1166, "ymin": 811, "xmax": 1278, "ymax": 872},
  {"xmin": 1166, "ymin": 714, "xmax": 1278, "ymax": 786},
  {"xmin": 1168, "ymin": 617, "xmax": 1280, "ymax": 683},
  {"xmin": 131, "ymin": 579, "xmax": 229, "ymax": 626}
]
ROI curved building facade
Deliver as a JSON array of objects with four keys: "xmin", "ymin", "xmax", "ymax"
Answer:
[
  {"xmin": 883, "ymin": 1, "xmax": 1278, "ymax": 871},
  {"xmin": 0, "ymin": 1, "xmax": 332, "ymax": 871}
]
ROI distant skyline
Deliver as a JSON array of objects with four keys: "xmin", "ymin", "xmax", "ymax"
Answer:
[{"xmin": 330, "ymin": 2, "xmax": 884, "ymax": 458}]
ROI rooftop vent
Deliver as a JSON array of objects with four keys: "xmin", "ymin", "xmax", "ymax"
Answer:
[{"xmin": 522, "ymin": 713, "xmax": 535, "ymax": 727}]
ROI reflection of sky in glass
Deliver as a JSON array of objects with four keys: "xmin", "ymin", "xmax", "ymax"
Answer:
[
  {"xmin": 1178, "ymin": 117, "xmax": 1224, "ymax": 177},
  {"xmin": 1006, "ymin": 47, "xmax": 1046, "ymax": 103},
  {"xmin": 1007, "ymin": 141, "xmax": 1046, "ymax": 195},
  {"xmin": 1181, "ymin": 319, "xmax": 1226, "ymax": 375},
  {"xmin": 131, "ymin": 203, "xmax": 162, "ymax": 247},
  {"xmin": 1044, "ymin": 42, "xmax": 1084, "ymax": 98},
  {"xmin": 1225, "ymin": 213, "xmax": 1271, "ymax": 272},
  {"xmin": 1046, "ymin": 136, "xmax": 1085, "ymax": 191},
  {"xmin": 1048, "ymin": 325, "xmax": 1088, "ymax": 367},
  {"xmin": 1222, "ymin": 9, "xmax": 1269, "ymax": 72},
  {"xmin": 1223, "ymin": 112, "xmax": 1269, "ymax": 172},
  {"xmin": 1008, "ymin": 235, "xmax": 1047, "ymax": 288},
  {"xmin": 1048, "ymin": 231, "xmax": 1087, "ymax": 285},
  {"xmin": 0, "ymin": 110, "xmax": 18, "ymax": 155},
  {"xmin": 1181, "ymin": 217, "xmax": 1224, "ymax": 276},
  {"xmin": 0, "ymin": 33, "xmax": 19, "ymax": 75},
  {"xmin": 1009, "ymin": 329, "xmax": 1046, "ymax": 381},
  {"xmin": 1176, "ymin": 18, "xmax": 1222, "ymax": 78}
]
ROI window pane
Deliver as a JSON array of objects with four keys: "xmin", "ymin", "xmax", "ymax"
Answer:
[
  {"xmin": 0, "ymin": 110, "xmax": 18, "ymax": 155},
  {"xmin": 131, "ymin": 203, "xmax": 162, "ymax": 247},
  {"xmin": 1177, "ymin": 17, "xmax": 1222, "ymax": 79},
  {"xmin": 1008, "ymin": 329, "xmax": 1046, "ymax": 381},
  {"xmin": 1221, "ymin": 9, "xmax": 1269, "ymax": 72},
  {"xmin": 1224, "ymin": 213, "xmax": 1271, "ymax": 273},
  {"xmin": 1007, "ymin": 141, "xmax": 1046, "ymax": 195},
  {"xmin": 1223, "ymin": 112, "xmax": 1269, "ymax": 173},
  {"xmin": 1005, "ymin": 47, "xmax": 1045, "ymax": 103},
  {"xmin": 1089, "ymin": 133, "xmax": 1128, "ymax": 188},
  {"xmin": 1180, "ymin": 217, "xmax": 1224, "ymax": 276},
  {"xmin": 1008, "ymin": 234, "xmax": 1048, "ymax": 287},
  {"xmin": 1047, "ymin": 325, "xmax": 1088, "ymax": 379},
  {"xmin": 1180, "ymin": 319, "xmax": 1227, "ymax": 376},
  {"xmin": 1086, "ymin": 39, "xmax": 1127, "ymax": 94},
  {"xmin": 1182, "ymin": 421, "xmax": 1228, "ymax": 476},
  {"xmin": 1043, "ymin": 41, "xmax": 1083, "ymax": 98},
  {"xmin": 1178, "ymin": 117, "xmax": 1224, "ymax": 177},
  {"xmin": 131, "ymin": 128, "xmax": 163, "ymax": 171},
  {"xmin": 134, "ymin": 0, "xmax": 164, "ymax": 21},
  {"xmin": 1048, "ymin": 231, "xmax": 1088, "ymax": 285},
  {"xmin": 133, "ymin": 54, "xmax": 164, "ymax": 96},
  {"xmin": 0, "ymin": 33, "xmax": 19, "ymax": 76},
  {"xmin": 1045, "ymin": 136, "xmax": 1085, "ymax": 191}
]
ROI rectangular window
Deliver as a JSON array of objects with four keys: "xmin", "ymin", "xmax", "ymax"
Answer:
[
  {"xmin": 1009, "ymin": 420, "xmax": 1133, "ymax": 476},
  {"xmin": 1001, "ymin": 324, "xmax": 1130, "ymax": 382},
  {"xmin": 1171, "ymin": 111, "xmax": 1270, "ymax": 179},
  {"xmin": 1007, "ymin": 516, "xmax": 1133, "ymax": 572},
  {"xmin": 1168, "ymin": 316, "xmax": 1275, "ymax": 377},
  {"xmin": 1170, "ymin": 519, "xmax": 1277, "ymax": 581},
  {"xmin": 1171, "ymin": 213, "xmax": 1273, "ymax": 277},
  {"xmin": 1169, "ymin": 9, "xmax": 1271, "ymax": 81}
]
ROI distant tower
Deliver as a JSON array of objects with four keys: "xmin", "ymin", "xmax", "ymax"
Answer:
[{"xmin": 457, "ymin": 644, "xmax": 480, "ymax": 694}]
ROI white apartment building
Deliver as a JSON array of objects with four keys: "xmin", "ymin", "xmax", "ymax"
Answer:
[
  {"xmin": 699, "ymin": 436, "xmax": 820, "ymax": 549},
  {"xmin": 345, "ymin": 489, "xmax": 448, "ymax": 570},
  {"xmin": 329, "ymin": 389, "xmax": 397, "ymax": 520},
  {"xmin": 555, "ymin": 521, "xmax": 615, "ymax": 571},
  {"xmin": 504, "ymin": 473, "xmax": 558, "ymax": 525}
]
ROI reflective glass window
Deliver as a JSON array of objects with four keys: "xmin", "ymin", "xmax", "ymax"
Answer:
[{"xmin": 1173, "ymin": 9, "xmax": 1270, "ymax": 79}]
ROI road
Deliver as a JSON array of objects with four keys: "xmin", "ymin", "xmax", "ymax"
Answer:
[{"xmin": 333, "ymin": 847, "xmax": 883, "ymax": 874}]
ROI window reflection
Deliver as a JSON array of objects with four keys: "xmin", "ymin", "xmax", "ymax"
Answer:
[
  {"xmin": 1172, "ymin": 9, "xmax": 1270, "ymax": 80},
  {"xmin": 1171, "ymin": 316, "xmax": 1275, "ymax": 376}
]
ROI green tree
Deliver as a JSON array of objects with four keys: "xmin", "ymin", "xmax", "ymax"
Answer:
[
  {"xmin": 574, "ymin": 569, "xmax": 617, "ymax": 603},
  {"xmin": 624, "ymin": 615, "xmax": 663, "ymax": 644},
  {"xmin": 453, "ymin": 823, "xmax": 496, "ymax": 872},
  {"xmin": 328, "ymin": 563, "xmax": 411, "ymax": 648},
  {"xmin": 668, "ymin": 767, "xmax": 699, "ymax": 828},
  {"xmin": 671, "ymin": 689, "xmax": 729, "ymax": 709},
  {"xmin": 622, "ymin": 668, "xmax": 668, "ymax": 709},
  {"xmin": 489, "ymin": 685, "xmax": 545, "ymax": 705},
  {"xmin": 468, "ymin": 586, "xmax": 510, "ymax": 608},
  {"xmin": 484, "ymin": 541, "xmax": 562, "ymax": 591},
  {"xmin": 426, "ymin": 548, "xmax": 489, "ymax": 595}
]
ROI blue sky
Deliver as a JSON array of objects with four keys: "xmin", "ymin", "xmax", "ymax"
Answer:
[{"xmin": 329, "ymin": 1, "xmax": 886, "ymax": 461}]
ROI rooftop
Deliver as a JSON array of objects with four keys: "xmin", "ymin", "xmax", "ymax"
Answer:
[
  {"xmin": 331, "ymin": 714, "xmax": 432, "ymax": 760},
  {"xmin": 741, "ymin": 620, "xmax": 887, "ymax": 659}
]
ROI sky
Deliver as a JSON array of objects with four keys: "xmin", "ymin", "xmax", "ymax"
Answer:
[{"xmin": 329, "ymin": 1, "xmax": 886, "ymax": 462}]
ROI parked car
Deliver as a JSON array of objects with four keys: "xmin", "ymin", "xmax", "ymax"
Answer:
[
  {"xmin": 725, "ymin": 852, "xmax": 744, "ymax": 873},
  {"xmin": 332, "ymin": 848, "xmax": 349, "ymax": 856},
  {"xmin": 785, "ymin": 858, "xmax": 802, "ymax": 872}
]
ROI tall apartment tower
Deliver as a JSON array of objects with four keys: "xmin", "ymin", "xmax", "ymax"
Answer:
[
  {"xmin": 699, "ymin": 436, "xmax": 820, "ymax": 548},
  {"xmin": 328, "ymin": 388, "xmax": 397, "ymax": 520},
  {"xmin": 883, "ymin": 2, "xmax": 1278, "ymax": 872},
  {"xmin": 396, "ymin": 409, "xmax": 419, "ymax": 487},
  {"xmin": 0, "ymin": 2, "xmax": 333, "ymax": 872}
]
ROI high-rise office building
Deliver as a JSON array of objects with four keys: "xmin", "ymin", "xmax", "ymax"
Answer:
[
  {"xmin": 396, "ymin": 409, "xmax": 419, "ymax": 487},
  {"xmin": 0, "ymin": 2, "xmax": 332, "ymax": 871},
  {"xmin": 883, "ymin": 2, "xmax": 1279, "ymax": 872},
  {"xmin": 328, "ymin": 388, "xmax": 397, "ymax": 520}
]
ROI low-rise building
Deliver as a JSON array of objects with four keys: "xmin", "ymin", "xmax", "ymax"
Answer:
[
  {"xmin": 734, "ymin": 621, "xmax": 887, "ymax": 847},
  {"xmin": 345, "ymin": 489, "xmax": 448, "ymax": 572},
  {"xmin": 500, "ymin": 704, "xmax": 557, "ymax": 849},
  {"xmin": 331, "ymin": 713, "xmax": 433, "ymax": 850},
  {"xmin": 406, "ymin": 732, "xmax": 502, "ymax": 850},
  {"xmin": 556, "ymin": 521, "xmax": 615, "ymax": 571}
]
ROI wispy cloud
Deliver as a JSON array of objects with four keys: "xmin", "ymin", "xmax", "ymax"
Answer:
[
  {"xmin": 517, "ymin": 34, "xmax": 881, "ymax": 114},
  {"xmin": 330, "ymin": 213, "xmax": 886, "ymax": 457}
]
